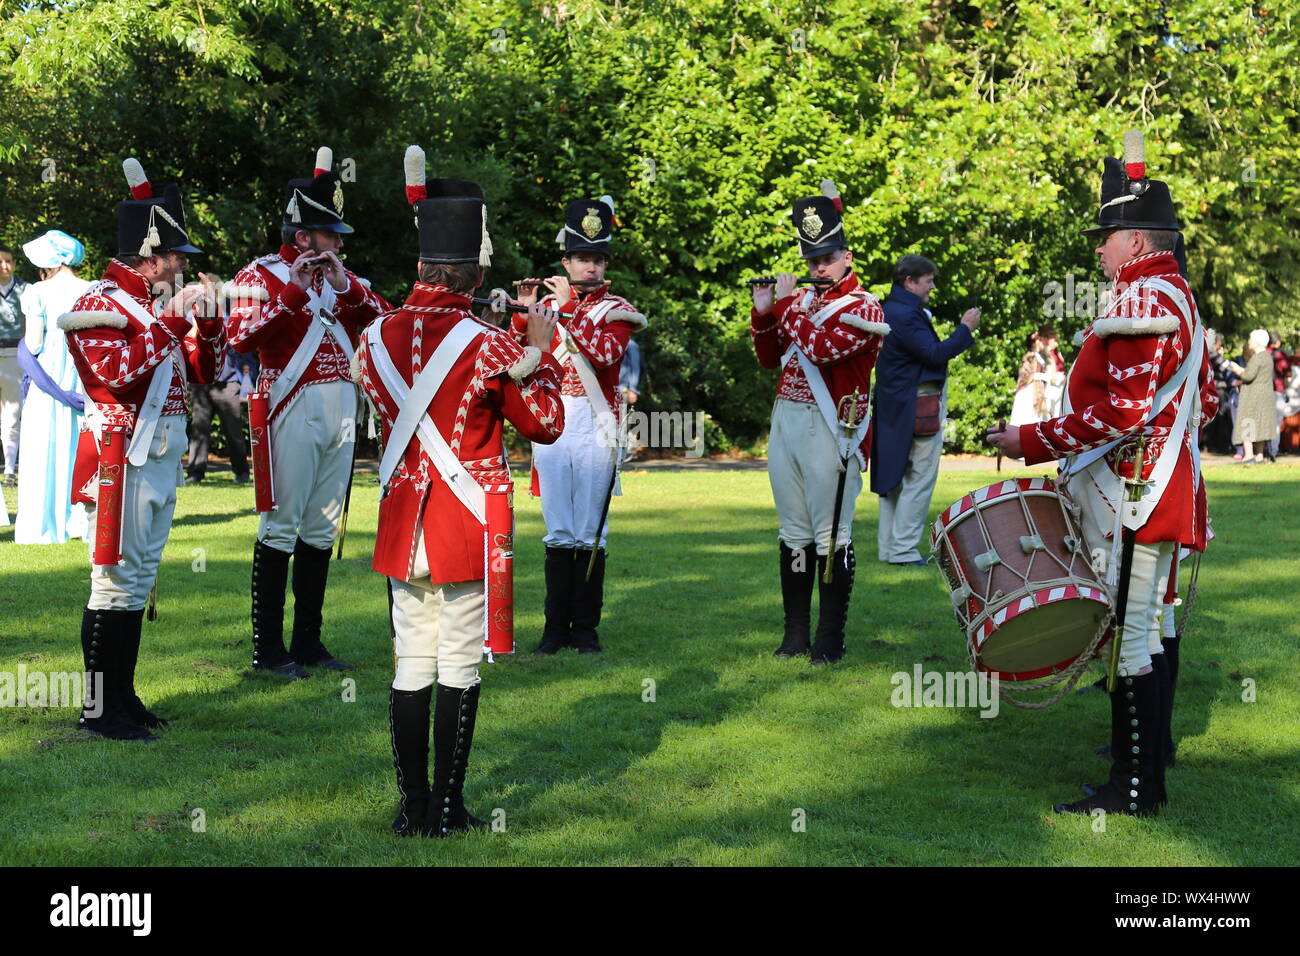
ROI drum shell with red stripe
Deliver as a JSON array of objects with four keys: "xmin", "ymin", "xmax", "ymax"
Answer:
[{"xmin": 931, "ymin": 477, "xmax": 1112, "ymax": 682}]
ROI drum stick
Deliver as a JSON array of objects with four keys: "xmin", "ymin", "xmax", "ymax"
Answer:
[{"xmin": 995, "ymin": 418, "xmax": 1005, "ymax": 473}]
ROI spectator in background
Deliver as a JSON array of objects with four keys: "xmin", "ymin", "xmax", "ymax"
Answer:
[
  {"xmin": 1008, "ymin": 324, "xmax": 1065, "ymax": 429},
  {"xmin": 619, "ymin": 337, "xmax": 644, "ymax": 461},
  {"xmin": 1268, "ymin": 331, "xmax": 1290, "ymax": 460},
  {"xmin": 0, "ymin": 244, "xmax": 30, "ymax": 486},
  {"xmin": 1205, "ymin": 330, "xmax": 1239, "ymax": 455},
  {"xmin": 1231, "ymin": 328, "xmax": 1278, "ymax": 465},
  {"xmin": 14, "ymin": 230, "xmax": 91, "ymax": 544},
  {"xmin": 870, "ymin": 255, "xmax": 980, "ymax": 566},
  {"xmin": 187, "ymin": 349, "xmax": 255, "ymax": 483}
]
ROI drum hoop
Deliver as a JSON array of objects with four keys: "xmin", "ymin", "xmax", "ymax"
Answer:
[
  {"xmin": 935, "ymin": 476, "xmax": 1057, "ymax": 532},
  {"xmin": 970, "ymin": 580, "xmax": 1110, "ymax": 642}
]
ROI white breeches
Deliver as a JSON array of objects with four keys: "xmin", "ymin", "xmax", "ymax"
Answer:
[
  {"xmin": 389, "ymin": 573, "xmax": 485, "ymax": 692},
  {"xmin": 767, "ymin": 398, "xmax": 861, "ymax": 555},
  {"xmin": 86, "ymin": 415, "xmax": 186, "ymax": 610},
  {"xmin": 533, "ymin": 394, "xmax": 617, "ymax": 549},
  {"xmin": 1072, "ymin": 477, "xmax": 1176, "ymax": 675},
  {"xmin": 258, "ymin": 380, "xmax": 356, "ymax": 553}
]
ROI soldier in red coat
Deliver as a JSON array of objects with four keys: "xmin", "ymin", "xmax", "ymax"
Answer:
[
  {"xmin": 750, "ymin": 181, "xmax": 890, "ymax": 664},
  {"xmin": 988, "ymin": 132, "xmax": 1218, "ymax": 816},
  {"xmin": 225, "ymin": 148, "xmax": 390, "ymax": 679},
  {"xmin": 509, "ymin": 196, "xmax": 646, "ymax": 655},
  {"xmin": 60, "ymin": 158, "xmax": 225, "ymax": 740},
  {"xmin": 352, "ymin": 146, "xmax": 565, "ymax": 837}
]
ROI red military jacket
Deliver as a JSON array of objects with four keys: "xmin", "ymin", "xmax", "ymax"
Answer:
[
  {"xmin": 509, "ymin": 283, "xmax": 645, "ymax": 417},
  {"xmin": 225, "ymin": 244, "xmax": 390, "ymax": 421},
  {"xmin": 1018, "ymin": 251, "xmax": 1219, "ymax": 549},
  {"xmin": 354, "ymin": 284, "xmax": 566, "ymax": 583},
  {"xmin": 751, "ymin": 270, "xmax": 890, "ymax": 469},
  {"xmin": 61, "ymin": 260, "xmax": 224, "ymax": 503}
]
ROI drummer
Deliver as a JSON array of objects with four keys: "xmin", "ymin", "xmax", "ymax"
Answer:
[{"xmin": 986, "ymin": 132, "xmax": 1217, "ymax": 817}]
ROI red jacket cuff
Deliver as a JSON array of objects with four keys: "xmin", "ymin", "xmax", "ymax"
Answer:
[
  {"xmin": 537, "ymin": 352, "xmax": 564, "ymax": 377},
  {"xmin": 1019, "ymin": 423, "xmax": 1053, "ymax": 465},
  {"xmin": 277, "ymin": 282, "xmax": 309, "ymax": 311},
  {"xmin": 195, "ymin": 316, "xmax": 224, "ymax": 340},
  {"xmin": 338, "ymin": 277, "xmax": 364, "ymax": 305}
]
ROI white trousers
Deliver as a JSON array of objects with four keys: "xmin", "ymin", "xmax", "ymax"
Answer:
[
  {"xmin": 1072, "ymin": 477, "xmax": 1175, "ymax": 675},
  {"xmin": 768, "ymin": 399, "xmax": 861, "ymax": 555},
  {"xmin": 877, "ymin": 384, "xmax": 946, "ymax": 563},
  {"xmin": 258, "ymin": 380, "xmax": 356, "ymax": 553},
  {"xmin": 533, "ymin": 394, "xmax": 617, "ymax": 549},
  {"xmin": 389, "ymin": 574, "xmax": 484, "ymax": 692},
  {"xmin": 0, "ymin": 351, "xmax": 21, "ymax": 473},
  {"xmin": 86, "ymin": 415, "xmax": 186, "ymax": 611}
]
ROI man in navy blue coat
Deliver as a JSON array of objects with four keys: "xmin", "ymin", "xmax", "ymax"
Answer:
[{"xmin": 869, "ymin": 256, "xmax": 980, "ymax": 565}]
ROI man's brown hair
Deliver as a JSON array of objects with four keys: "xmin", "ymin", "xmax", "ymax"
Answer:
[
  {"xmin": 894, "ymin": 254, "xmax": 938, "ymax": 285},
  {"xmin": 418, "ymin": 261, "xmax": 480, "ymax": 292}
]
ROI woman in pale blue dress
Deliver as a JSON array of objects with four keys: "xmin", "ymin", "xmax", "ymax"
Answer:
[{"xmin": 14, "ymin": 231, "xmax": 91, "ymax": 544}]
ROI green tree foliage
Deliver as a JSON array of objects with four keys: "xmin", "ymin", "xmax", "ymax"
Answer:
[{"xmin": 1, "ymin": 0, "xmax": 1295, "ymax": 451}]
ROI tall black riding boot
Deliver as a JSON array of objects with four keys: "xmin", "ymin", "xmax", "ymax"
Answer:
[
  {"xmin": 389, "ymin": 685, "xmax": 435, "ymax": 837},
  {"xmin": 535, "ymin": 546, "xmax": 576, "ymax": 654},
  {"xmin": 79, "ymin": 607, "xmax": 154, "ymax": 741},
  {"xmin": 251, "ymin": 540, "xmax": 308, "ymax": 679},
  {"xmin": 1084, "ymin": 654, "xmax": 1176, "ymax": 795},
  {"xmin": 431, "ymin": 683, "xmax": 489, "ymax": 837},
  {"xmin": 1162, "ymin": 636, "xmax": 1180, "ymax": 765},
  {"xmin": 811, "ymin": 545, "xmax": 855, "ymax": 665},
  {"xmin": 118, "ymin": 607, "xmax": 167, "ymax": 729},
  {"xmin": 1055, "ymin": 669, "xmax": 1166, "ymax": 816},
  {"xmin": 1081, "ymin": 671, "xmax": 1130, "ymax": 797},
  {"xmin": 571, "ymin": 548, "xmax": 606, "ymax": 654},
  {"xmin": 290, "ymin": 538, "xmax": 352, "ymax": 670},
  {"xmin": 774, "ymin": 542, "xmax": 815, "ymax": 657}
]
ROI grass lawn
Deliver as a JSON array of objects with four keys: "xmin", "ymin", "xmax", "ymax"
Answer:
[{"xmin": 1, "ymin": 460, "xmax": 1297, "ymax": 866}]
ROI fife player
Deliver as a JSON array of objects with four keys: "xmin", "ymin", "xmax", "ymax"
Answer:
[
  {"xmin": 62, "ymin": 158, "xmax": 225, "ymax": 740},
  {"xmin": 511, "ymin": 195, "xmax": 646, "ymax": 655},
  {"xmin": 353, "ymin": 147, "xmax": 565, "ymax": 837},
  {"xmin": 750, "ymin": 181, "xmax": 889, "ymax": 665},
  {"xmin": 225, "ymin": 148, "xmax": 389, "ymax": 679}
]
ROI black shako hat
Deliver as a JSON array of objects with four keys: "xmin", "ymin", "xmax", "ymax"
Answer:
[
  {"xmin": 1082, "ymin": 130, "xmax": 1182, "ymax": 237},
  {"xmin": 283, "ymin": 147, "xmax": 352, "ymax": 234},
  {"xmin": 792, "ymin": 181, "xmax": 847, "ymax": 259},
  {"xmin": 116, "ymin": 158, "xmax": 203, "ymax": 258},
  {"xmin": 556, "ymin": 197, "xmax": 615, "ymax": 255},
  {"xmin": 403, "ymin": 145, "xmax": 493, "ymax": 266}
]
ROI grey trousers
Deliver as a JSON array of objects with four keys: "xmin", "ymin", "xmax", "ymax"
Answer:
[{"xmin": 877, "ymin": 384, "xmax": 945, "ymax": 563}]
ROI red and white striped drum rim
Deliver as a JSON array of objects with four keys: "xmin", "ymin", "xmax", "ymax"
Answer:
[
  {"xmin": 971, "ymin": 583, "xmax": 1111, "ymax": 682},
  {"xmin": 934, "ymin": 476, "xmax": 1058, "ymax": 536}
]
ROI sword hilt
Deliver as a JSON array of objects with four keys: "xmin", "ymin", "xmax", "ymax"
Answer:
[
  {"xmin": 836, "ymin": 388, "xmax": 863, "ymax": 437},
  {"xmin": 1123, "ymin": 436, "xmax": 1153, "ymax": 503}
]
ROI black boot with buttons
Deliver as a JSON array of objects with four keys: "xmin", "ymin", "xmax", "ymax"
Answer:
[
  {"xmin": 78, "ymin": 607, "xmax": 155, "ymax": 741},
  {"xmin": 1056, "ymin": 669, "xmax": 1166, "ymax": 816},
  {"xmin": 250, "ymin": 540, "xmax": 308, "ymax": 679},
  {"xmin": 430, "ymin": 682, "xmax": 489, "ymax": 837}
]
